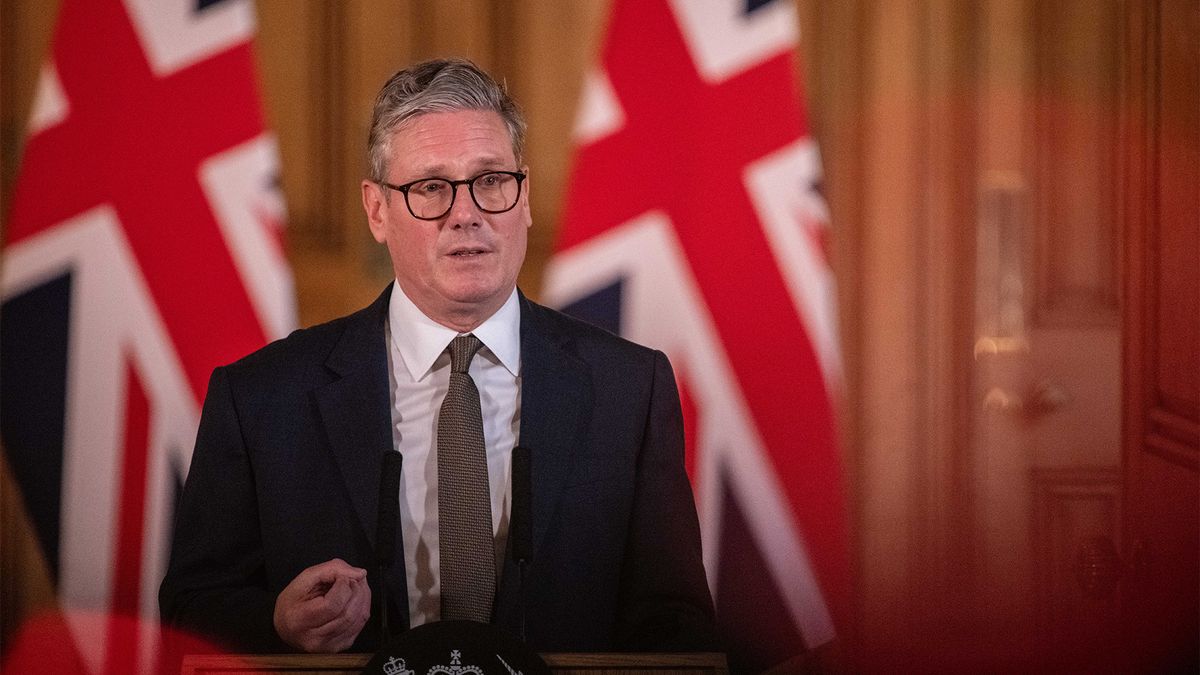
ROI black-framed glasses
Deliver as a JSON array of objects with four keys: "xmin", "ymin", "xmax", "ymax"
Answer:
[{"xmin": 378, "ymin": 170, "xmax": 527, "ymax": 221}]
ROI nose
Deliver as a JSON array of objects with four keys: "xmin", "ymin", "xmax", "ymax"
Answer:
[{"xmin": 445, "ymin": 182, "xmax": 481, "ymax": 228}]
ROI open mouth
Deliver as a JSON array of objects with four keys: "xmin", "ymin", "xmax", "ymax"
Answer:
[{"xmin": 450, "ymin": 248, "xmax": 488, "ymax": 257}]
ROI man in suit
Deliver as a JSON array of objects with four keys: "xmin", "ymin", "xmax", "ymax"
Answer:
[{"xmin": 159, "ymin": 58, "xmax": 716, "ymax": 654}]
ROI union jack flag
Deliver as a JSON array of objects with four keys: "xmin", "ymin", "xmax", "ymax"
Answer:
[
  {"xmin": 1, "ymin": 0, "xmax": 293, "ymax": 672},
  {"xmin": 543, "ymin": 0, "xmax": 848, "ymax": 670}
]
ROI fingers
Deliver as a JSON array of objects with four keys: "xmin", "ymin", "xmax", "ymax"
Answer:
[
  {"xmin": 274, "ymin": 559, "xmax": 372, "ymax": 653},
  {"xmin": 345, "ymin": 574, "xmax": 373, "ymax": 629},
  {"xmin": 300, "ymin": 559, "xmax": 367, "ymax": 597},
  {"xmin": 306, "ymin": 576, "xmax": 373, "ymax": 652}
]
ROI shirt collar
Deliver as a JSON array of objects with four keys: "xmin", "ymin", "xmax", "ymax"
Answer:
[{"xmin": 388, "ymin": 281, "xmax": 521, "ymax": 381}]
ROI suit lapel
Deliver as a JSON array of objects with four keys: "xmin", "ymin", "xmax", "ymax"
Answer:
[
  {"xmin": 313, "ymin": 285, "xmax": 410, "ymax": 631},
  {"xmin": 514, "ymin": 294, "xmax": 592, "ymax": 561},
  {"xmin": 496, "ymin": 293, "xmax": 592, "ymax": 631}
]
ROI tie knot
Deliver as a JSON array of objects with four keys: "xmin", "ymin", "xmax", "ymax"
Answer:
[{"xmin": 448, "ymin": 334, "xmax": 483, "ymax": 374}]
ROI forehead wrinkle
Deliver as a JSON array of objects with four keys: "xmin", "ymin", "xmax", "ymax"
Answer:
[
  {"xmin": 386, "ymin": 110, "xmax": 518, "ymax": 181},
  {"xmin": 407, "ymin": 155, "xmax": 514, "ymax": 180}
]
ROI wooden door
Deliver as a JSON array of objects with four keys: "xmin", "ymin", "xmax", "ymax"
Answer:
[
  {"xmin": 972, "ymin": 1, "xmax": 1200, "ymax": 668},
  {"xmin": 797, "ymin": 0, "xmax": 1196, "ymax": 669},
  {"xmin": 1121, "ymin": 0, "xmax": 1200, "ymax": 671},
  {"xmin": 969, "ymin": 0, "xmax": 1126, "ymax": 666}
]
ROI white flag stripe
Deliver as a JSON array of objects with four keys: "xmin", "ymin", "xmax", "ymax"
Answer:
[
  {"xmin": 745, "ymin": 138, "xmax": 843, "ymax": 388},
  {"xmin": 572, "ymin": 68, "xmax": 626, "ymax": 145},
  {"xmin": 123, "ymin": 0, "xmax": 256, "ymax": 76},
  {"xmin": 29, "ymin": 63, "xmax": 69, "ymax": 136},
  {"xmin": 202, "ymin": 134, "xmax": 297, "ymax": 342},
  {"xmin": 667, "ymin": 0, "xmax": 799, "ymax": 83}
]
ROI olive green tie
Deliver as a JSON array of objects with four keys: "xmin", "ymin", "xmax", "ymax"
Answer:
[{"xmin": 437, "ymin": 334, "xmax": 494, "ymax": 622}]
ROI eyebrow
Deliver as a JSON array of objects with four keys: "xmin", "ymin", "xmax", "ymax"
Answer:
[{"xmin": 408, "ymin": 156, "xmax": 512, "ymax": 180}]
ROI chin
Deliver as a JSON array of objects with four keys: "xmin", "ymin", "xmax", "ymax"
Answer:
[
  {"xmin": 442, "ymin": 283, "xmax": 506, "ymax": 308},
  {"xmin": 435, "ymin": 266, "xmax": 519, "ymax": 308}
]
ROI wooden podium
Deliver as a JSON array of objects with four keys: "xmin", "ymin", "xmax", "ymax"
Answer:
[{"xmin": 182, "ymin": 652, "xmax": 728, "ymax": 675}]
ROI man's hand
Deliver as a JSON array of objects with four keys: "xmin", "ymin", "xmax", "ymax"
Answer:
[{"xmin": 273, "ymin": 559, "xmax": 371, "ymax": 653}]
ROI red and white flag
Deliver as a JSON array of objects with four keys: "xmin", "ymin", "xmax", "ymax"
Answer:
[
  {"xmin": 543, "ymin": 0, "xmax": 848, "ymax": 669},
  {"xmin": 1, "ymin": 0, "xmax": 293, "ymax": 671}
]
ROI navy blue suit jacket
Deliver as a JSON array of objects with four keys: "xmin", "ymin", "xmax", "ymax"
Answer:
[{"xmin": 159, "ymin": 286, "xmax": 716, "ymax": 653}]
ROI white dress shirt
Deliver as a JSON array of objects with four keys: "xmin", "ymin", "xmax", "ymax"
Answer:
[{"xmin": 384, "ymin": 282, "xmax": 521, "ymax": 627}]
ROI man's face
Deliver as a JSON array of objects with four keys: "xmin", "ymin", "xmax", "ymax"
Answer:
[{"xmin": 362, "ymin": 109, "xmax": 531, "ymax": 330}]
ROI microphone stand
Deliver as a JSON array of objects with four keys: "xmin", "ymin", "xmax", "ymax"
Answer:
[
  {"xmin": 377, "ymin": 451, "xmax": 403, "ymax": 646},
  {"xmin": 511, "ymin": 446, "xmax": 532, "ymax": 643},
  {"xmin": 518, "ymin": 557, "xmax": 527, "ymax": 643},
  {"xmin": 379, "ymin": 561, "xmax": 391, "ymax": 643}
]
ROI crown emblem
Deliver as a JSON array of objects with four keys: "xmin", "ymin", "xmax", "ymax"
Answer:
[
  {"xmin": 427, "ymin": 649, "xmax": 484, "ymax": 675},
  {"xmin": 383, "ymin": 656, "xmax": 415, "ymax": 675}
]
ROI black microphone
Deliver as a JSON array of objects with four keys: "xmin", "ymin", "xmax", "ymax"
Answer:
[
  {"xmin": 510, "ymin": 446, "xmax": 533, "ymax": 641},
  {"xmin": 376, "ymin": 451, "xmax": 403, "ymax": 643}
]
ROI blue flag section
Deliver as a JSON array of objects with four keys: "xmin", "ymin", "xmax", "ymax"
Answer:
[{"xmin": 2, "ymin": 274, "xmax": 73, "ymax": 577}]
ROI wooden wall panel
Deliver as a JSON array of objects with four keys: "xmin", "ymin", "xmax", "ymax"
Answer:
[
  {"xmin": 1121, "ymin": 0, "xmax": 1200, "ymax": 473},
  {"xmin": 501, "ymin": 1, "xmax": 609, "ymax": 298},
  {"xmin": 1032, "ymin": 0, "xmax": 1120, "ymax": 327},
  {"xmin": 257, "ymin": 1, "xmax": 343, "ymax": 248},
  {"xmin": 853, "ymin": 0, "xmax": 923, "ymax": 647},
  {"xmin": 1121, "ymin": 0, "xmax": 1199, "ymax": 669},
  {"xmin": 797, "ymin": 0, "xmax": 981, "ymax": 660},
  {"xmin": 411, "ymin": 0, "xmax": 496, "ymax": 65},
  {"xmin": 913, "ymin": 0, "xmax": 981, "ymax": 618},
  {"xmin": 1152, "ymin": 0, "xmax": 1200, "ymax": 444},
  {"xmin": 0, "ymin": 0, "xmax": 60, "ymax": 232}
]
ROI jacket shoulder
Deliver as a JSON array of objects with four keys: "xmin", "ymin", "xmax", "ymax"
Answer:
[
  {"xmin": 223, "ymin": 289, "xmax": 388, "ymax": 378},
  {"xmin": 521, "ymin": 295, "xmax": 663, "ymax": 366}
]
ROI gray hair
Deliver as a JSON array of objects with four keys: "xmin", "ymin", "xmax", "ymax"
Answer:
[{"xmin": 367, "ymin": 58, "xmax": 527, "ymax": 182}]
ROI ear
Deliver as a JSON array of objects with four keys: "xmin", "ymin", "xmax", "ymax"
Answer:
[
  {"xmin": 520, "ymin": 166, "xmax": 533, "ymax": 229},
  {"xmin": 362, "ymin": 180, "xmax": 390, "ymax": 243}
]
